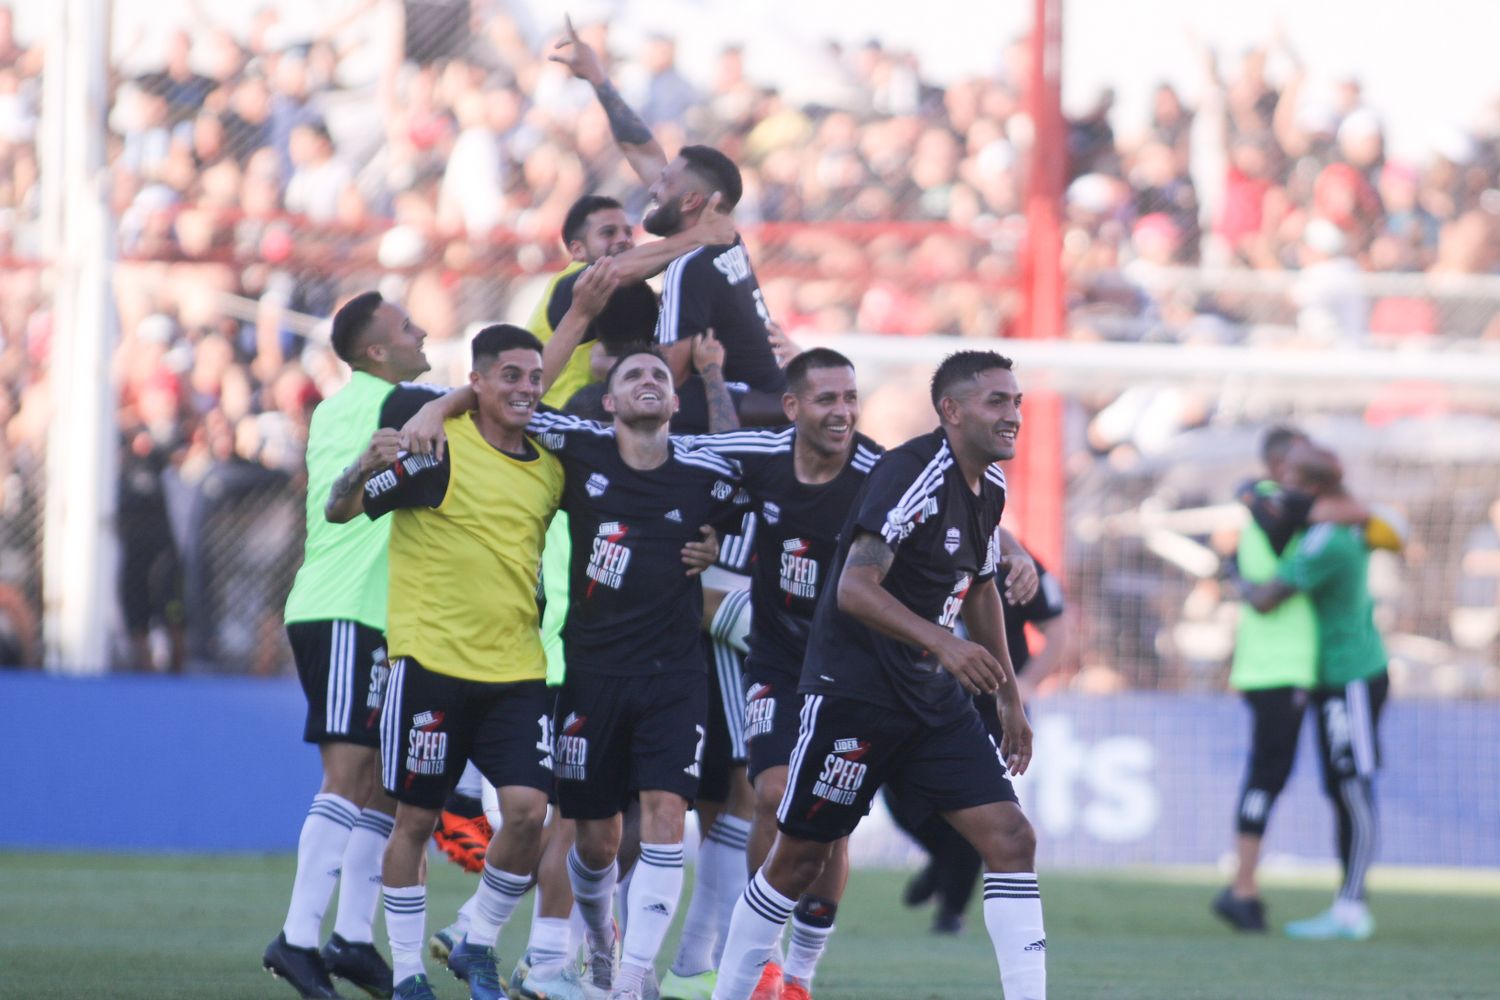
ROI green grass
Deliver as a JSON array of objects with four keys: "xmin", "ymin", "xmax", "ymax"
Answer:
[{"xmin": 2, "ymin": 853, "xmax": 1498, "ymax": 999}]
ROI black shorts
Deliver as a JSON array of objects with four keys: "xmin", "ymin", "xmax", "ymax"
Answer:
[
  {"xmin": 743, "ymin": 660, "xmax": 803, "ymax": 784},
  {"xmin": 381, "ymin": 656, "xmax": 555, "ymax": 809},
  {"xmin": 553, "ymin": 670, "xmax": 708, "ymax": 820},
  {"xmin": 700, "ymin": 636, "xmax": 748, "ymax": 801},
  {"xmin": 777, "ymin": 694, "xmax": 1017, "ymax": 844},
  {"xmin": 289, "ymin": 620, "xmax": 390, "ymax": 747}
]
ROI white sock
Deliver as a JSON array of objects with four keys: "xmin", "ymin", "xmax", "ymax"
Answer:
[
  {"xmin": 1332, "ymin": 898, "xmax": 1369, "ymax": 924},
  {"xmin": 383, "ymin": 884, "xmax": 427, "ymax": 984},
  {"xmin": 706, "ymin": 816, "xmax": 752, "ymax": 965},
  {"xmin": 618, "ymin": 843, "xmax": 685, "ymax": 990},
  {"xmin": 567, "ymin": 846, "xmax": 619, "ymax": 953},
  {"xmin": 568, "ymin": 902, "xmax": 588, "ymax": 961},
  {"xmin": 451, "ymin": 890, "xmax": 477, "ymax": 936},
  {"xmin": 617, "ymin": 861, "xmax": 636, "ymax": 938},
  {"xmin": 783, "ymin": 898, "xmax": 836, "ymax": 985},
  {"xmin": 711, "ymin": 870, "xmax": 796, "ymax": 1000},
  {"xmin": 455, "ymin": 760, "xmax": 485, "ymax": 799},
  {"xmin": 527, "ymin": 916, "xmax": 571, "ymax": 971},
  {"xmin": 282, "ymin": 793, "xmax": 360, "ymax": 947},
  {"xmin": 332, "ymin": 809, "xmax": 393, "ymax": 943},
  {"xmin": 982, "ymin": 873, "xmax": 1047, "ymax": 1000},
  {"xmin": 465, "ymin": 863, "xmax": 531, "ymax": 949}
]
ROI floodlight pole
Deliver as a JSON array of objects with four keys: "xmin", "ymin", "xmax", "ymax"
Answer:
[{"xmin": 42, "ymin": 0, "xmax": 118, "ymax": 674}]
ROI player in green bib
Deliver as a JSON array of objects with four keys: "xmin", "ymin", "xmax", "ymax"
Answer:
[
  {"xmin": 1237, "ymin": 440, "xmax": 1390, "ymax": 942},
  {"xmin": 266, "ymin": 292, "xmax": 430, "ymax": 999}
]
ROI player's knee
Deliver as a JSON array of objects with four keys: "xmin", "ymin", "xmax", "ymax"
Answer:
[
  {"xmin": 754, "ymin": 773, "xmax": 787, "ymax": 819},
  {"xmin": 767, "ymin": 837, "xmax": 831, "ymax": 894},
  {"xmin": 500, "ymin": 799, "xmax": 549, "ymax": 843},
  {"xmin": 979, "ymin": 812, "xmax": 1036, "ymax": 872},
  {"xmin": 575, "ymin": 822, "xmax": 621, "ymax": 869},
  {"xmin": 392, "ymin": 805, "xmax": 441, "ymax": 845}
]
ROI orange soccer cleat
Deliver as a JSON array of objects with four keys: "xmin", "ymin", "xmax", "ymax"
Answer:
[{"xmin": 749, "ymin": 962, "xmax": 783, "ymax": 1000}]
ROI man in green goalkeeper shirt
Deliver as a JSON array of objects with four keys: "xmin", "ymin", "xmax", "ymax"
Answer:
[
  {"xmin": 1236, "ymin": 440, "xmax": 1390, "ymax": 941},
  {"xmin": 266, "ymin": 292, "xmax": 430, "ymax": 999}
]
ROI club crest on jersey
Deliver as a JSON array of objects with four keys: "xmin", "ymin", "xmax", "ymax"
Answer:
[
  {"xmin": 745, "ymin": 683, "xmax": 776, "ymax": 738},
  {"xmin": 586, "ymin": 472, "xmax": 609, "ymax": 498},
  {"xmin": 779, "ymin": 538, "xmax": 818, "ymax": 600},
  {"xmin": 712, "ymin": 480, "xmax": 734, "ymax": 500},
  {"xmin": 763, "ymin": 501, "xmax": 781, "ymax": 525},
  {"xmin": 944, "ymin": 527, "xmax": 961, "ymax": 554}
]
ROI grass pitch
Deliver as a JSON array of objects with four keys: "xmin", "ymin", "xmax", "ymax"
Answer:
[{"xmin": 1, "ymin": 852, "xmax": 1496, "ymax": 999}]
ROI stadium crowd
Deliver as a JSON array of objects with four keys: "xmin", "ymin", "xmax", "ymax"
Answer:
[{"xmin": 1, "ymin": 3, "xmax": 1499, "ymax": 671}]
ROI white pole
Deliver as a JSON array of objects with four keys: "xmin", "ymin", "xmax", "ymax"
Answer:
[{"xmin": 42, "ymin": 0, "xmax": 117, "ymax": 674}]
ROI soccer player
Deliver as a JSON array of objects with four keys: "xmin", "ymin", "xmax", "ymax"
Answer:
[
  {"xmin": 1234, "ymin": 441, "xmax": 1391, "ymax": 942},
  {"xmin": 549, "ymin": 17, "xmax": 787, "ymax": 432},
  {"xmin": 530, "ymin": 192, "xmax": 735, "ymax": 411},
  {"xmin": 1215, "ymin": 426, "xmax": 1401, "ymax": 933},
  {"xmin": 891, "ymin": 540, "xmax": 1068, "ymax": 936},
  {"xmin": 527, "ymin": 347, "xmax": 747, "ymax": 1000},
  {"xmin": 325, "ymin": 326, "xmax": 564, "ymax": 1000},
  {"xmin": 266, "ymin": 291, "xmax": 429, "ymax": 1000},
  {"xmin": 714, "ymin": 351, "xmax": 1045, "ymax": 1000},
  {"xmin": 661, "ymin": 348, "xmax": 883, "ymax": 1000}
]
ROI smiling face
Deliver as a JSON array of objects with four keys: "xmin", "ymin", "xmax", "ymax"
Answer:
[
  {"xmin": 470, "ymin": 347, "xmax": 544, "ymax": 435},
  {"xmin": 603, "ymin": 351, "xmax": 677, "ymax": 427},
  {"xmin": 570, "ymin": 206, "xmax": 635, "ymax": 263},
  {"xmin": 786, "ymin": 364, "xmax": 859, "ymax": 459},
  {"xmin": 943, "ymin": 366, "xmax": 1022, "ymax": 464},
  {"xmin": 365, "ymin": 302, "xmax": 430, "ymax": 382},
  {"xmin": 643, "ymin": 156, "xmax": 706, "ymax": 237}
]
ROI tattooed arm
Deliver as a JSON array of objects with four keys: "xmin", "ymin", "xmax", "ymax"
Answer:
[
  {"xmin": 325, "ymin": 429, "xmax": 402, "ymax": 523},
  {"xmin": 836, "ymin": 532, "xmax": 1005, "ymax": 695},
  {"xmin": 549, "ymin": 15, "xmax": 667, "ymax": 185},
  {"xmin": 693, "ymin": 328, "xmax": 740, "ymax": 433}
]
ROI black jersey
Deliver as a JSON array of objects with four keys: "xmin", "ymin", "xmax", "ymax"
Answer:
[
  {"xmin": 547, "ymin": 268, "xmax": 659, "ymax": 354},
  {"xmin": 528, "ymin": 411, "xmax": 745, "ymax": 676},
  {"xmin": 801, "ymin": 429, "xmax": 1008, "ymax": 725},
  {"xmin": 655, "ymin": 237, "xmax": 787, "ymax": 434},
  {"xmin": 1004, "ymin": 554, "xmax": 1065, "ymax": 674},
  {"xmin": 687, "ymin": 427, "xmax": 884, "ymax": 671}
]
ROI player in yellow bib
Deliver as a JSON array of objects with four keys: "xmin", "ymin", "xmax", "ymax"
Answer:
[{"xmin": 327, "ymin": 326, "xmax": 562, "ymax": 1000}]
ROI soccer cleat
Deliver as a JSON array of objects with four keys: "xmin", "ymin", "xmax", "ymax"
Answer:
[
  {"xmin": 322, "ymin": 933, "xmax": 395, "ymax": 998},
  {"xmin": 264, "ymin": 932, "xmax": 344, "ymax": 998},
  {"xmin": 1212, "ymin": 888, "xmax": 1268, "ymax": 933},
  {"xmin": 508, "ymin": 949, "xmax": 532, "ymax": 998},
  {"xmin": 585, "ymin": 923, "xmax": 619, "ymax": 992},
  {"xmin": 1285, "ymin": 908, "xmax": 1375, "ymax": 941},
  {"xmin": 448, "ymin": 939, "xmax": 510, "ymax": 1000},
  {"xmin": 749, "ymin": 962, "xmax": 783, "ymax": 1000},
  {"xmin": 658, "ymin": 968, "xmax": 716, "ymax": 1000},
  {"xmin": 429, "ymin": 922, "xmax": 463, "ymax": 963},
  {"xmin": 393, "ymin": 974, "xmax": 440, "ymax": 1000},
  {"xmin": 434, "ymin": 809, "xmax": 494, "ymax": 874},
  {"xmin": 781, "ymin": 981, "xmax": 812, "ymax": 1000},
  {"xmin": 902, "ymin": 863, "xmax": 938, "ymax": 908},
  {"xmin": 607, "ymin": 990, "xmax": 644, "ymax": 1000},
  {"xmin": 515, "ymin": 962, "xmax": 594, "ymax": 1000}
]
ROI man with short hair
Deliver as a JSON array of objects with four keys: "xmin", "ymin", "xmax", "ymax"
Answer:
[
  {"xmin": 326, "ymin": 325, "xmax": 565, "ymax": 1000},
  {"xmin": 527, "ymin": 347, "xmax": 747, "ymax": 1000},
  {"xmin": 550, "ymin": 18, "xmax": 786, "ymax": 433},
  {"xmin": 266, "ymin": 291, "xmax": 429, "ymax": 1000},
  {"xmin": 664, "ymin": 348, "xmax": 883, "ymax": 1000},
  {"xmin": 1235, "ymin": 440, "xmax": 1391, "ymax": 942},
  {"xmin": 714, "ymin": 351, "xmax": 1046, "ymax": 1000}
]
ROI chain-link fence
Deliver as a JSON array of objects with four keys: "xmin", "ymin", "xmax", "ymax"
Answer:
[{"xmin": 7, "ymin": 2, "xmax": 1500, "ymax": 679}]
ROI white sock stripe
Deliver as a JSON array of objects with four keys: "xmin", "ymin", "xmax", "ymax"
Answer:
[
  {"xmin": 984, "ymin": 875, "xmax": 1038, "ymax": 885},
  {"xmin": 639, "ymin": 848, "xmax": 686, "ymax": 867},
  {"xmin": 481, "ymin": 866, "xmax": 531, "ymax": 895},
  {"xmin": 568, "ymin": 847, "xmax": 613, "ymax": 881},
  {"xmin": 778, "ymin": 695, "xmax": 821, "ymax": 823},
  {"xmin": 706, "ymin": 825, "xmax": 751, "ymax": 849},
  {"xmin": 383, "ymin": 897, "xmax": 426, "ymax": 913},
  {"xmin": 743, "ymin": 879, "xmax": 795, "ymax": 924},
  {"xmin": 309, "ymin": 795, "xmax": 360, "ymax": 828},
  {"xmin": 354, "ymin": 810, "xmax": 395, "ymax": 836}
]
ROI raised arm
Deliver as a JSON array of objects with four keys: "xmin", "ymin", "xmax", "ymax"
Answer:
[
  {"xmin": 836, "ymin": 533, "xmax": 1005, "ymax": 696},
  {"xmin": 543, "ymin": 258, "xmax": 620, "ymax": 393},
  {"xmin": 550, "ymin": 15, "xmax": 667, "ymax": 186},
  {"xmin": 325, "ymin": 428, "xmax": 403, "ymax": 523},
  {"xmin": 608, "ymin": 192, "xmax": 735, "ymax": 282},
  {"xmin": 692, "ymin": 328, "xmax": 740, "ymax": 433}
]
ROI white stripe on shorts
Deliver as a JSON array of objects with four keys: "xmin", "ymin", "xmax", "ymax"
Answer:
[
  {"xmin": 777, "ymin": 694, "xmax": 822, "ymax": 823},
  {"xmin": 1346, "ymin": 678, "xmax": 1376, "ymax": 776},
  {"xmin": 381, "ymin": 657, "xmax": 406, "ymax": 793},
  {"xmin": 714, "ymin": 636, "xmax": 748, "ymax": 759}
]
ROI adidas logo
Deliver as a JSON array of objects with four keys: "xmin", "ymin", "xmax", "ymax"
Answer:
[
  {"xmin": 644, "ymin": 902, "xmax": 671, "ymax": 915},
  {"xmin": 665, "ymin": 509, "xmax": 683, "ymax": 523},
  {"xmin": 1024, "ymin": 938, "xmax": 1046, "ymax": 952}
]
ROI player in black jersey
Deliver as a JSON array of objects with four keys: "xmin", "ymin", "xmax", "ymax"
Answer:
[
  {"xmin": 523, "ymin": 347, "xmax": 748, "ymax": 1000},
  {"xmin": 713, "ymin": 352, "xmax": 1047, "ymax": 1000},
  {"xmin": 549, "ymin": 18, "xmax": 786, "ymax": 433},
  {"xmin": 664, "ymin": 348, "xmax": 882, "ymax": 999}
]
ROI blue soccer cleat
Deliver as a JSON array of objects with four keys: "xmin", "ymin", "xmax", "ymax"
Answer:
[{"xmin": 448, "ymin": 938, "xmax": 509, "ymax": 1000}]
